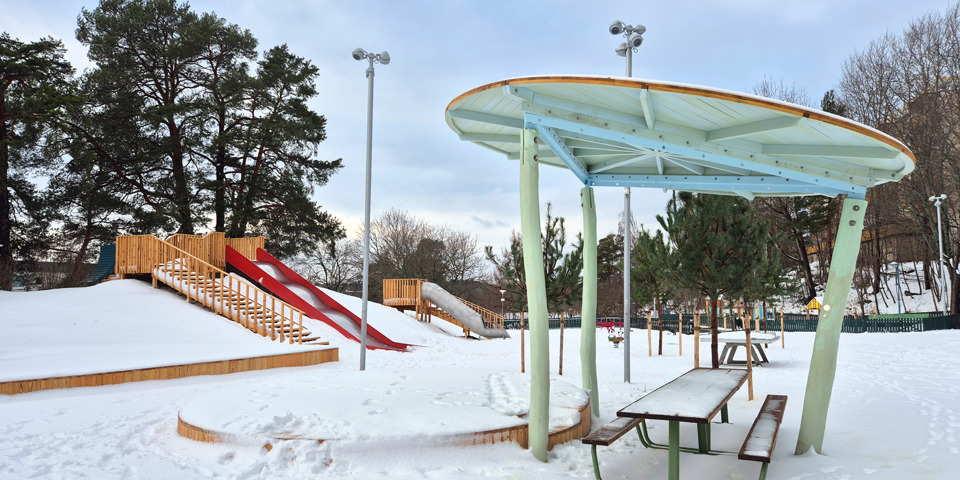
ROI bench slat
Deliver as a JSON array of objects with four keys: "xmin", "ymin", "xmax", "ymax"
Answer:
[
  {"xmin": 738, "ymin": 394, "xmax": 787, "ymax": 463},
  {"xmin": 582, "ymin": 417, "xmax": 642, "ymax": 446}
]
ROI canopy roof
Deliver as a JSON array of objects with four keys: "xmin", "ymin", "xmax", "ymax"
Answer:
[{"xmin": 446, "ymin": 76, "xmax": 915, "ymax": 199}]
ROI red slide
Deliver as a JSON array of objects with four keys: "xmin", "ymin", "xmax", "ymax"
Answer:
[{"xmin": 225, "ymin": 246, "xmax": 412, "ymax": 351}]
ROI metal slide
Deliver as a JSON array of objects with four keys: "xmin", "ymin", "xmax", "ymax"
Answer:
[
  {"xmin": 225, "ymin": 246, "xmax": 412, "ymax": 351},
  {"xmin": 419, "ymin": 282, "xmax": 510, "ymax": 339}
]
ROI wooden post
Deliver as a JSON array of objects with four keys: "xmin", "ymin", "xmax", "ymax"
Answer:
[
  {"xmin": 519, "ymin": 128, "xmax": 549, "ymax": 462},
  {"xmin": 781, "ymin": 307, "xmax": 785, "ymax": 349},
  {"xmin": 678, "ymin": 312, "xmax": 683, "ymax": 356},
  {"xmin": 580, "ymin": 186, "xmax": 599, "ymax": 416},
  {"xmin": 521, "ymin": 311, "xmax": 526, "ymax": 374},
  {"xmin": 647, "ymin": 311, "xmax": 652, "ymax": 357},
  {"xmin": 693, "ymin": 312, "xmax": 700, "ymax": 368},
  {"xmin": 559, "ymin": 311, "xmax": 564, "ymax": 375},
  {"xmin": 797, "ymin": 197, "xmax": 868, "ymax": 455},
  {"xmin": 746, "ymin": 313, "xmax": 754, "ymax": 401}
]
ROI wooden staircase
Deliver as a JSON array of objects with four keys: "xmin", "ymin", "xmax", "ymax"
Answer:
[{"xmin": 117, "ymin": 234, "xmax": 326, "ymax": 346}]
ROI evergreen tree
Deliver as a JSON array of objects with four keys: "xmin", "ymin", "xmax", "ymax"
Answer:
[
  {"xmin": 0, "ymin": 33, "xmax": 75, "ymax": 290},
  {"xmin": 657, "ymin": 192, "xmax": 771, "ymax": 367},
  {"xmin": 486, "ymin": 204, "xmax": 584, "ymax": 313},
  {"xmin": 74, "ymin": 0, "xmax": 343, "ymax": 253},
  {"xmin": 631, "ymin": 227, "xmax": 674, "ymax": 354}
]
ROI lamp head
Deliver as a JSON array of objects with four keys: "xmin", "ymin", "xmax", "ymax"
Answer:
[
  {"xmin": 615, "ymin": 43, "xmax": 628, "ymax": 57},
  {"xmin": 609, "ymin": 20, "xmax": 624, "ymax": 35},
  {"xmin": 628, "ymin": 32, "xmax": 644, "ymax": 48},
  {"xmin": 378, "ymin": 51, "xmax": 390, "ymax": 65},
  {"xmin": 929, "ymin": 194, "xmax": 947, "ymax": 202},
  {"xmin": 352, "ymin": 48, "xmax": 367, "ymax": 61},
  {"xmin": 633, "ymin": 24, "xmax": 646, "ymax": 36}
]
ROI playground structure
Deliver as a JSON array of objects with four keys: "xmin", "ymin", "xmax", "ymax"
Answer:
[
  {"xmin": 383, "ymin": 279, "xmax": 509, "ymax": 339},
  {"xmin": 115, "ymin": 232, "xmax": 411, "ymax": 350}
]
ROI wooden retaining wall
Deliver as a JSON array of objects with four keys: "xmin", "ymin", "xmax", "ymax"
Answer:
[{"xmin": 1, "ymin": 349, "xmax": 338, "ymax": 395}]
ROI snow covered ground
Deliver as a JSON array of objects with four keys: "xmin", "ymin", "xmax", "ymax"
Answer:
[{"xmin": 2, "ymin": 279, "xmax": 959, "ymax": 479}]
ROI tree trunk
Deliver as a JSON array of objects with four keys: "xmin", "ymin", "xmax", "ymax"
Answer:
[
  {"xmin": 168, "ymin": 121, "xmax": 193, "ymax": 234},
  {"xmin": 797, "ymin": 235, "xmax": 816, "ymax": 300},
  {"xmin": 0, "ymin": 129, "xmax": 12, "ymax": 290}
]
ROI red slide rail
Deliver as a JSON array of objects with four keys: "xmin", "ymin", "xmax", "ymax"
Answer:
[{"xmin": 225, "ymin": 246, "xmax": 411, "ymax": 351}]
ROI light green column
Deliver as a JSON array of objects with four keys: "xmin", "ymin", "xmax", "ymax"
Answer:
[
  {"xmin": 795, "ymin": 197, "xmax": 868, "ymax": 454},
  {"xmin": 580, "ymin": 186, "xmax": 600, "ymax": 417},
  {"xmin": 520, "ymin": 128, "xmax": 550, "ymax": 462}
]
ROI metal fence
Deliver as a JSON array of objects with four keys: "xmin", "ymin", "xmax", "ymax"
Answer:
[{"xmin": 503, "ymin": 313, "xmax": 958, "ymax": 333}]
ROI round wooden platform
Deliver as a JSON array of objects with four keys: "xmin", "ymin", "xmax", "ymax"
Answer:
[{"xmin": 176, "ymin": 374, "xmax": 591, "ymax": 451}]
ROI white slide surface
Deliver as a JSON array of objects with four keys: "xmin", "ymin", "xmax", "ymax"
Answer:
[{"xmin": 419, "ymin": 282, "xmax": 510, "ymax": 339}]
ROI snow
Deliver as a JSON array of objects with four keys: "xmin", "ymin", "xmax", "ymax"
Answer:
[
  {"xmin": 2, "ymin": 279, "xmax": 960, "ymax": 479},
  {"xmin": 618, "ymin": 369, "xmax": 747, "ymax": 420},
  {"xmin": 717, "ymin": 331, "xmax": 780, "ymax": 344},
  {"xmin": 743, "ymin": 398, "xmax": 785, "ymax": 458}
]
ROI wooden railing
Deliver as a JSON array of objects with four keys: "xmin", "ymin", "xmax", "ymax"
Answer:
[
  {"xmin": 161, "ymin": 232, "xmax": 264, "ymax": 269},
  {"xmin": 115, "ymin": 235, "xmax": 310, "ymax": 344},
  {"xmin": 382, "ymin": 278, "xmax": 504, "ymax": 332},
  {"xmin": 383, "ymin": 279, "xmax": 423, "ymax": 307}
]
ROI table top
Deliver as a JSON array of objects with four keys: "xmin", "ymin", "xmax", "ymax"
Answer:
[
  {"xmin": 717, "ymin": 332, "xmax": 780, "ymax": 344},
  {"xmin": 618, "ymin": 368, "xmax": 749, "ymax": 423}
]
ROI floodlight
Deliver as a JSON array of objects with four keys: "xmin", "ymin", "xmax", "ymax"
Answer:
[
  {"xmin": 609, "ymin": 20, "xmax": 624, "ymax": 35},
  {"xmin": 352, "ymin": 48, "xmax": 367, "ymax": 61},
  {"xmin": 634, "ymin": 25, "xmax": 646, "ymax": 36},
  {"xmin": 628, "ymin": 32, "xmax": 643, "ymax": 48},
  {"xmin": 615, "ymin": 43, "xmax": 628, "ymax": 57},
  {"xmin": 379, "ymin": 51, "xmax": 390, "ymax": 65},
  {"xmin": 929, "ymin": 194, "xmax": 947, "ymax": 202}
]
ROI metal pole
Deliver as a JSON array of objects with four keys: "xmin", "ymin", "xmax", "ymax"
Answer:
[
  {"xmin": 935, "ymin": 197, "xmax": 948, "ymax": 315},
  {"xmin": 623, "ymin": 187, "xmax": 631, "ymax": 383},
  {"xmin": 623, "ymin": 34, "xmax": 633, "ymax": 384},
  {"xmin": 359, "ymin": 57, "xmax": 375, "ymax": 370},
  {"xmin": 896, "ymin": 263, "xmax": 902, "ymax": 314}
]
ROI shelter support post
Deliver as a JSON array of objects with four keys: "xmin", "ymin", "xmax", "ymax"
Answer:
[
  {"xmin": 519, "ymin": 128, "xmax": 550, "ymax": 462},
  {"xmin": 580, "ymin": 186, "xmax": 600, "ymax": 417},
  {"xmin": 795, "ymin": 196, "xmax": 868, "ymax": 454}
]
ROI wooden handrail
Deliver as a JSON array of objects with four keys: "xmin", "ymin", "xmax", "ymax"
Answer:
[{"xmin": 116, "ymin": 234, "xmax": 307, "ymax": 344}]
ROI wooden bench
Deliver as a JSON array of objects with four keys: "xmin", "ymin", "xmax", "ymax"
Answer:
[
  {"xmin": 738, "ymin": 394, "xmax": 788, "ymax": 480},
  {"xmin": 582, "ymin": 416, "xmax": 643, "ymax": 480}
]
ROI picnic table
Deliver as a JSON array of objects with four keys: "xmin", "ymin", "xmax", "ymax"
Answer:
[
  {"xmin": 717, "ymin": 332, "xmax": 779, "ymax": 366},
  {"xmin": 618, "ymin": 368, "xmax": 749, "ymax": 480}
]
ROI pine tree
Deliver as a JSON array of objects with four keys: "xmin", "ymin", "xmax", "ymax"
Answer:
[
  {"xmin": 657, "ymin": 192, "xmax": 771, "ymax": 367},
  {"xmin": 631, "ymin": 227, "xmax": 675, "ymax": 354},
  {"xmin": 486, "ymin": 204, "xmax": 584, "ymax": 313},
  {"xmin": 0, "ymin": 33, "xmax": 76, "ymax": 290}
]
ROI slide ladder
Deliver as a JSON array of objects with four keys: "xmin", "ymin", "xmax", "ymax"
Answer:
[{"xmin": 115, "ymin": 234, "xmax": 326, "ymax": 345}]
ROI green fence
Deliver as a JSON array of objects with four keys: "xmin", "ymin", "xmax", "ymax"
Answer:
[{"xmin": 503, "ymin": 313, "xmax": 957, "ymax": 333}]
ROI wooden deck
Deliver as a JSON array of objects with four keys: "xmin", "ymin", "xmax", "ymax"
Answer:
[{"xmin": 0, "ymin": 349, "xmax": 338, "ymax": 395}]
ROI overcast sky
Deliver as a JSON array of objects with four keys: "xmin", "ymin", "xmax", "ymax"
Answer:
[{"xmin": 5, "ymin": 0, "xmax": 955, "ymax": 250}]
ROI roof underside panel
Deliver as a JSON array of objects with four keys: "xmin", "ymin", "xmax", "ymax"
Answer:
[{"xmin": 446, "ymin": 76, "xmax": 914, "ymax": 198}]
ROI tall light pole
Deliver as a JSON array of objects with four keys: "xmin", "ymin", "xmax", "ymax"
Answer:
[
  {"xmin": 609, "ymin": 20, "xmax": 644, "ymax": 383},
  {"xmin": 930, "ymin": 194, "xmax": 949, "ymax": 315},
  {"xmin": 500, "ymin": 289, "xmax": 506, "ymax": 317},
  {"xmin": 353, "ymin": 47, "xmax": 390, "ymax": 371}
]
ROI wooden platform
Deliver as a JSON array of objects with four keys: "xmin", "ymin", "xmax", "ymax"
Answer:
[
  {"xmin": 177, "ymin": 395, "xmax": 591, "ymax": 451},
  {"xmin": 0, "ymin": 348, "xmax": 338, "ymax": 395}
]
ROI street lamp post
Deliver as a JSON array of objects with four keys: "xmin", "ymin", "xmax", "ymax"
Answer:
[
  {"xmin": 930, "ymin": 194, "xmax": 949, "ymax": 315},
  {"xmin": 609, "ymin": 20, "xmax": 645, "ymax": 384},
  {"xmin": 353, "ymin": 47, "xmax": 390, "ymax": 371},
  {"xmin": 500, "ymin": 289, "xmax": 506, "ymax": 317}
]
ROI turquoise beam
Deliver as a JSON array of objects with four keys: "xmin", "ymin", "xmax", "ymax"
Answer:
[
  {"xmin": 520, "ymin": 128, "xmax": 550, "ymax": 462},
  {"xmin": 795, "ymin": 197, "xmax": 868, "ymax": 454},
  {"xmin": 581, "ymin": 186, "xmax": 600, "ymax": 417}
]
